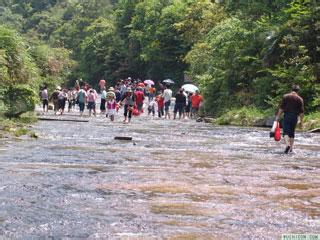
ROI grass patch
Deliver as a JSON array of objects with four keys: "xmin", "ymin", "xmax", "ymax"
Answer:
[
  {"xmin": 303, "ymin": 112, "xmax": 320, "ymax": 131},
  {"xmin": 18, "ymin": 112, "xmax": 38, "ymax": 124},
  {"xmin": 14, "ymin": 127, "xmax": 29, "ymax": 137},
  {"xmin": 0, "ymin": 112, "xmax": 38, "ymax": 137},
  {"xmin": 214, "ymin": 107, "xmax": 266, "ymax": 126}
]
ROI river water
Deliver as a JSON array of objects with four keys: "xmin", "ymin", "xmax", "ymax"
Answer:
[{"xmin": 0, "ymin": 111, "xmax": 319, "ymax": 239}]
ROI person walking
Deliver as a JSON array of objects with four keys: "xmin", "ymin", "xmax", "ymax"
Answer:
[
  {"xmin": 156, "ymin": 92, "xmax": 164, "ymax": 118},
  {"xmin": 174, "ymin": 89, "xmax": 186, "ymax": 120},
  {"xmin": 106, "ymin": 94, "xmax": 117, "ymax": 122},
  {"xmin": 58, "ymin": 89, "xmax": 67, "ymax": 115},
  {"xmin": 41, "ymin": 86, "xmax": 49, "ymax": 113},
  {"xmin": 135, "ymin": 87, "xmax": 145, "ymax": 113},
  {"xmin": 148, "ymin": 98, "xmax": 156, "ymax": 117},
  {"xmin": 50, "ymin": 87, "xmax": 61, "ymax": 115},
  {"xmin": 191, "ymin": 90, "xmax": 203, "ymax": 119},
  {"xmin": 275, "ymin": 84, "xmax": 304, "ymax": 154},
  {"xmin": 162, "ymin": 85, "xmax": 172, "ymax": 119},
  {"xmin": 185, "ymin": 92, "xmax": 193, "ymax": 118},
  {"xmin": 87, "ymin": 89, "xmax": 97, "ymax": 117},
  {"xmin": 100, "ymin": 86, "xmax": 107, "ymax": 114},
  {"xmin": 77, "ymin": 86, "xmax": 87, "ymax": 116},
  {"xmin": 120, "ymin": 88, "xmax": 136, "ymax": 123}
]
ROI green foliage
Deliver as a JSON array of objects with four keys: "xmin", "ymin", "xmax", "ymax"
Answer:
[
  {"xmin": 214, "ymin": 107, "xmax": 266, "ymax": 126},
  {"xmin": 0, "ymin": 26, "xmax": 40, "ymax": 85},
  {"xmin": 174, "ymin": 0, "xmax": 227, "ymax": 45},
  {"xmin": 0, "ymin": 0, "xmax": 319, "ymax": 122},
  {"xmin": 18, "ymin": 111, "xmax": 38, "ymax": 124},
  {"xmin": 303, "ymin": 112, "xmax": 320, "ymax": 130},
  {"xmin": 79, "ymin": 17, "xmax": 126, "ymax": 86},
  {"xmin": 2, "ymin": 84, "xmax": 38, "ymax": 118},
  {"xmin": 186, "ymin": 18, "xmax": 263, "ymax": 115}
]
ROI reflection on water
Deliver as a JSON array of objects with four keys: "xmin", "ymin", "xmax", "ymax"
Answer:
[{"xmin": 0, "ymin": 113, "xmax": 319, "ymax": 239}]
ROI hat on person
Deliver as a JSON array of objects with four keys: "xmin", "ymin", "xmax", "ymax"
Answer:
[
  {"xmin": 292, "ymin": 84, "xmax": 300, "ymax": 92},
  {"xmin": 56, "ymin": 86, "xmax": 61, "ymax": 90},
  {"xmin": 108, "ymin": 87, "xmax": 115, "ymax": 91}
]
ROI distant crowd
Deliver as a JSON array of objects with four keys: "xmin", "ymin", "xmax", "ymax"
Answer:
[{"xmin": 40, "ymin": 77, "xmax": 203, "ymax": 123}]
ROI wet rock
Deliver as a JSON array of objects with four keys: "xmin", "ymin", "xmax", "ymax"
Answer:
[
  {"xmin": 203, "ymin": 117, "xmax": 214, "ymax": 123},
  {"xmin": 114, "ymin": 136, "xmax": 133, "ymax": 141},
  {"xmin": 253, "ymin": 116, "xmax": 275, "ymax": 127},
  {"xmin": 196, "ymin": 117, "xmax": 203, "ymax": 122}
]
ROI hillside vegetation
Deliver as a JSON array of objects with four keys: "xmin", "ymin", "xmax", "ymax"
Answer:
[{"xmin": 0, "ymin": 0, "xmax": 319, "ymax": 124}]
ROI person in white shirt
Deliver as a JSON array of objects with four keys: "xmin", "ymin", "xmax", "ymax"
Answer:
[
  {"xmin": 162, "ymin": 85, "xmax": 172, "ymax": 119},
  {"xmin": 148, "ymin": 99, "xmax": 157, "ymax": 117}
]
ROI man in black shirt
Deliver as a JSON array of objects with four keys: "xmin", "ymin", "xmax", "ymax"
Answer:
[
  {"xmin": 174, "ymin": 89, "xmax": 187, "ymax": 120},
  {"xmin": 276, "ymin": 85, "xmax": 304, "ymax": 154}
]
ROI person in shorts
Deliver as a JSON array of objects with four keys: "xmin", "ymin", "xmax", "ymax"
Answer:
[
  {"xmin": 120, "ymin": 88, "xmax": 135, "ymax": 123},
  {"xmin": 50, "ymin": 87, "xmax": 61, "ymax": 115},
  {"xmin": 87, "ymin": 89, "xmax": 97, "ymax": 117},
  {"xmin": 107, "ymin": 95, "xmax": 117, "ymax": 122},
  {"xmin": 77, "ymin": 86, "xmax": 87, "ymax": 116},
  {"xmin": 174, "ymin": 89, "xmax": 186, "ymax": 119},
  {"xmin": 276, "ymin": 84, "xmax": 304, "ymax": 154},
  {"xmin": 58, "ymin": 89, "xmax": 67, "ymax": 115}
]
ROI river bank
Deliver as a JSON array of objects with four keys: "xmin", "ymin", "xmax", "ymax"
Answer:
[
  {"xmin": 207, "ymin": 107, "xmax": 320, "ymax": 132},
  {"xmin": 0, "ymin": 112, "xmax": 38, "ymax": 139}
]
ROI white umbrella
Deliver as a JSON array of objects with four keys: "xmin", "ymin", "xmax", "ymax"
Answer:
[
  {"xmin": 144, "ymin": 79, "xmax": 154, "ymax": 85},
  {"xmin": 163, "ymin": 79, "xmax": 175, "ymax": 85},
  {"xmin": 181, "ymin": 84, "xmax": 199, "ymax": 93}
]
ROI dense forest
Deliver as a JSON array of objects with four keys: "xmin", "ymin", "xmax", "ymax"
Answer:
[{"xmin": 0, "ymin": 0, "xmax": 319, "ymax": 119}]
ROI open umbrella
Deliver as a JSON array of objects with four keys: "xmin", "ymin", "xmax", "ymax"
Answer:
[
  {"xmin": 144, "ymin": 79, "xmax": 154, "ymax": 85},
  {"xmin": 163, "ymin": 79, "xmax": 175, "ymax": 85},
  {"xmin": 181, "ymin": 84, "xmax": 199, "ymax": 93}
]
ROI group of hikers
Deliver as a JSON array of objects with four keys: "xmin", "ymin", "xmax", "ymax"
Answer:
[
  {"xmin": 40, "ymin": 78, "xmax": 306, "ymax": 154},
  {"xmin": 39, "ymin": 77, "xmax": 204, "ymax": 123}
]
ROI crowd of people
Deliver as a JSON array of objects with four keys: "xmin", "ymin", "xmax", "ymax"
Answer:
[
  {"xmin": 40, "ymin": 79, "xmax": 306, "ymax": 154},
  {"xmin": 40, "ymin": 77, "xmax": 204, "ymax": 123}
]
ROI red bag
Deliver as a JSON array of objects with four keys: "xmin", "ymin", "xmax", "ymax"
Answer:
[
  {"xmin": 274, "ymin": 122, "xmax": 281, "ymax": 141},
  {"xmin": 132, "ymin": 108, "xmax": 140, "ymax": 116}
]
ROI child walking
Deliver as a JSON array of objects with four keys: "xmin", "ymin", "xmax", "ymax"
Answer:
[
  {"xmin": 148, "ymin": 99, "xmax": 156, "ymax": 117},
  {"xmin": 107, "ymin": 96, "xmax": 117, "ymax": 122}
]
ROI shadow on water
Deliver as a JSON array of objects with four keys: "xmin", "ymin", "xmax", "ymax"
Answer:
[{"xmin": 0, "ymin": 109, "xmax": 319, "ymax": 239}]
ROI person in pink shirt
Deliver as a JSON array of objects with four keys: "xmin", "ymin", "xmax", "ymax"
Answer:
[
  {"xmin": 87, "ymin": 89, "xmax": 97, "ymax": 117},
  {"xmin": 107, "ymin": 95, "xmax": 117, "ymax": 122}
]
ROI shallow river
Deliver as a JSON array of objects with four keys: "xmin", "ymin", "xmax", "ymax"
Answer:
[{"xmin": 0, "ymin": 111, "xmax": 319, "ymax": 239}]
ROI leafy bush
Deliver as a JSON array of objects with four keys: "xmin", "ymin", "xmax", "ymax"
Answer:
[
  {"xmin": 3, "ymin": 85, "xmax": 38, "ymax": 118},
  {"xmin": 303, "ymin": 112, "xmax": 320, "ymax": 131},
  {"xmin": 215, "ymin": 107, "xmax": 266, "ymax": 126}
]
